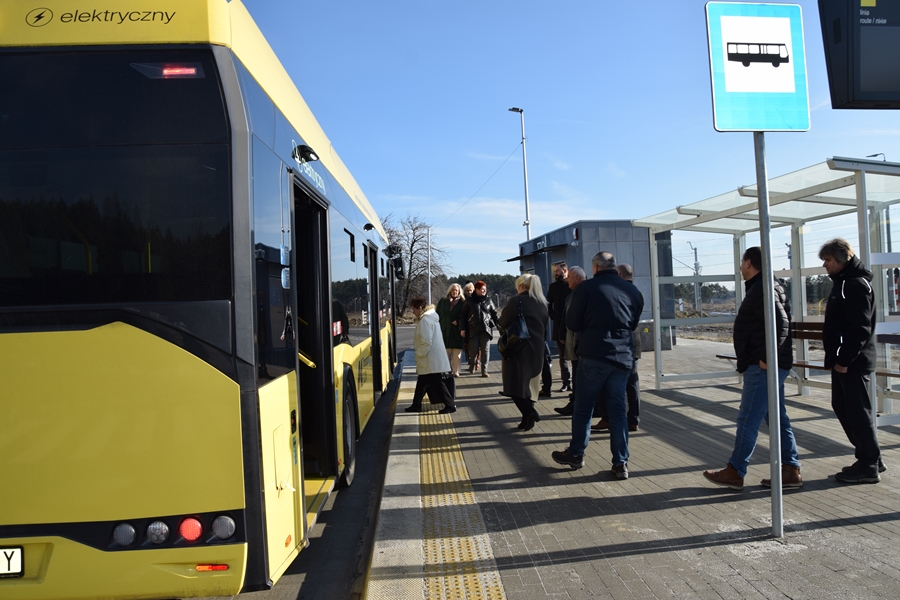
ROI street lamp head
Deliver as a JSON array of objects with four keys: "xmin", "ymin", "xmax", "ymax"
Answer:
[{"xmin": 508, "ymin": 107, "xmax": 523, "ymax": 113}]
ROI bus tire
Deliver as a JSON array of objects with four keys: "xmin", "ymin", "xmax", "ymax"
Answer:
[{"xmin": 337, "ymin": 377, "xmax": 357, "ymax": 489}]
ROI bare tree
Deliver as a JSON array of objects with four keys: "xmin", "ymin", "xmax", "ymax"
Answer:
[{"xmin": 382, "ymin": 213, "xmax": 451, "ymax": 317}]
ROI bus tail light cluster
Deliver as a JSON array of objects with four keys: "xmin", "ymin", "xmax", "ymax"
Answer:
[{"xmin": 109, "ymin": 514, "xmax": 237, "ymax": 549}]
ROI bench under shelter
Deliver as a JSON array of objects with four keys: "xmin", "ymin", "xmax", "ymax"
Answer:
[{"xmin": 633, "ymin": 156, "xmax": 900, "ymax": 428}]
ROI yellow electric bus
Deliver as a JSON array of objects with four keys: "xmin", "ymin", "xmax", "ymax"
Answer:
[{"xmin": 0, "ymin": 1, "xmax": 399, "ymax": 597}]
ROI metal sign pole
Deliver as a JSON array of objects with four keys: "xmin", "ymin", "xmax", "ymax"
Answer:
[{"xmin": 753, "ymin": 131, "xmax": 784, "ymax": 538}]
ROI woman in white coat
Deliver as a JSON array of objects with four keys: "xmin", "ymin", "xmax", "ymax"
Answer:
[{"xmin": 404, "ymin": 297, "xmax": 456, "ymax": 413}]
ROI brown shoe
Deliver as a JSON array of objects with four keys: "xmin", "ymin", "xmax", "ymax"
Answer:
[
  {"xmin": 702, "ymin": 463, "xmax": 744, "ymax": 490},
  {"xmin": 761, "ymin": 465, "xmax": 803, "ymax": 488},
  {"xmin": 590, "ymin": 419, "xmax": 610, "ymax": 431},
  {"xmin": 628, "ymin": 423, "xmax": 639, "ymax": 432},
  {"xmin": 481, "ymin": 371, "xmax": 489, "ymax": 378}
]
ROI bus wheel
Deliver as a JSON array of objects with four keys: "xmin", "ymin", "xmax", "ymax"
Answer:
[
  {"xmin": 337, "ymin": 378, "xmax": 357, "ymax": 489},
  {"xmin": 742, "ymin": 61, "xmax": 750, "ymax": 67},
  {"xmin": 772, "ymin": 62, "xmax": 780, "ymax": 67}
]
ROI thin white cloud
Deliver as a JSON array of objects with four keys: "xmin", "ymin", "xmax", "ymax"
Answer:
[
  {"xmin": 856, "ymin": 129, "xmax": 900, "ymax": 136},
  {"xmin": 607, "ymin": 163, "xmax": 627, "ymax": 179},
  {"xmin": 377, "ymin": 193, "xmax": 432, "ymax": 203},
  {"xmin": 544, "ymin": 152, "xmax": 571, "ymax": 171},
  {"xmin": 466, "ymin": 152, "xmax": 518, "ymax": 161}
]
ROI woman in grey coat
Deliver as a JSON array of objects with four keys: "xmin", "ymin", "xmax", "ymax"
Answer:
[{"xmin": 500, "ymin": 273, "xmax": 549, "ymax": 431}]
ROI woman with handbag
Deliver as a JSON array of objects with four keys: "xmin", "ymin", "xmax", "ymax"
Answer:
[
  {"xmin": 499, "ymin": 273, "xmax": 549, "ymax": 431},
  {"xmin": 436, "ymin": 283, "xmax": 466, "ymax": 377}
]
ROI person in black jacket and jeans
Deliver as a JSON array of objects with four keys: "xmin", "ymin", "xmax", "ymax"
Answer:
[
  {"xmin": 820, "ymin": 239, "xmax": 883, "ymax": 484},
  {"xmin": 702, "ymin": 247, "xmax": 801, "ymax": 491}
]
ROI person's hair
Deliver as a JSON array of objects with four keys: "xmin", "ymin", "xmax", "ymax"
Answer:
[
  {"xmin": 742, "ymin": 246, "xmax": 762, "ymax": 271},
  {"xmin": 569, "ymin": 266, "xmax": 586, "ymax": 281},
  {"xmin": 616, "ymin": 263, "xmax": 634, "ymax": 280},
  {"xmin": 592, "ymin": 251, "xmax": 616, "ymax": 270},
  {"xmin": 819, "ymin": 238, "xmax": 855, "ymax": 264},
  {"xmin": 475, "ymin": 280, "xmax": 486, "ymax": 290},
  {"xmin": 409, "ymin": 297, "xmax": 427, "ymax": 310},
  {"xmin": 446, "ymin": 283, "xmax": 462, "ymax": 299},
  {"xmin": 553, "ymin": 262, "xmax": 568, "ymax": 271},
  {"xmin": 515, "ymin": 273, "xmax": 548, "ymax": 306},
  {"xmin": 463, "ymin": 282, "xmax": 474, "ymax": 295}
]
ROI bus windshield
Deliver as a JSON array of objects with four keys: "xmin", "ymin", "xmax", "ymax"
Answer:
[{"xmin": 0, "ymin": 49, "xmax": 231, "ymax": 307}]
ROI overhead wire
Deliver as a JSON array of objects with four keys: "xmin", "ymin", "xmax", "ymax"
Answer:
[{"xmin": 433, "ymin": 142, "xmax": 523, "ymax": 229}]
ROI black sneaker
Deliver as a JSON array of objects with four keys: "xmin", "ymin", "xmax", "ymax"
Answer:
[
  {"xmin": 835, "ymin": 463, "xmax": 880, "ymax": 484},
  {"xmin": 404, "ymin": 405, "xmax": 422, "ymax": 413},
  {"xmin": 612, "ymin": 463, "xmax": 629, "ymax": 480},
  {"xmin": 551, "ymin": 449, "xmax": 584, "ymax": 469},
  {"xmin": 538, "ymin": 390, "xmax": 552, "ymax": 398},
  {"xmin": 841, "ymin": 459, "xmax": 887, "ymax": 475},
  {"xmin": 558, "ymin": 384, "xmax": 572, "ymax": 392},
  {"xmin": 553, "ymin": 403, "xmax": 573, "ymax": 415},
  {"xmin": 438, "ymin": 406, "xmax": 457, "ymax": 414}
]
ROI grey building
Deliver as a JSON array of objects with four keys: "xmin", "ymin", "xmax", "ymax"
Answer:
[{"xmin": 508, "ymin": 220, "xmax": 659, "ymax": 321}]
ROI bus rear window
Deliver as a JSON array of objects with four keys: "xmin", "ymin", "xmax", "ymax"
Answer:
[
  {"xmin": 0, "ymin": 49, "xmax": 228, "ymax": 148},
  {"xmin": 0, "ymin": 49, "xmax": 231, "ymax": 307}
]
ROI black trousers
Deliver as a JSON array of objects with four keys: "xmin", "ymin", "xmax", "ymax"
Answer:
[
  {"xmin": 831, "ymin": 370, "xmax": 880, "ymax": 465},
  {"xmin": 555, "ymin": 339, "xmax": 571, "ymax": 386},
  {"xmin": 511, "ymin": 395, "xmax": 534, "ymax": 417},
  {"xmin": 411, "ymin": 373, "xmax": 455, "ymax": 409},
  {"xmin": 541, "ymin": 342, "xmax": 552, "ymax": 392}
]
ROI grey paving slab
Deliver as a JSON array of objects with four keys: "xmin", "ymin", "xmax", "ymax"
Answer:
[{"xmin": 368, "ymin": 337, "xmax": 900, "ymax": 599}]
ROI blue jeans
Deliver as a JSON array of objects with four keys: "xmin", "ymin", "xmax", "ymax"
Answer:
[
  {"xmin": 570, "ymin": 357, "xmax": 630, "ymax": 465},
  {"xmin": 728, "ymin": 365, "xmax": 800, "ymax": 477}
]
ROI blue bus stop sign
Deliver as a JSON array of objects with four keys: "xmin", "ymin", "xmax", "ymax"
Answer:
[{"xmin": 706, "ymin": 2, "xmax": 810, "ymax": 131}]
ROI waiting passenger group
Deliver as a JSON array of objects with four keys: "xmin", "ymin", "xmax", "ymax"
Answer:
[{"xmin": 405, "ymin": 238, "xmax": 885, "ymax": 486}]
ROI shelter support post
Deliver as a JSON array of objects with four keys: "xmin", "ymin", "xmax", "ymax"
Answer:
[
  {"xmin": 651, "ymin": 232, "xmax": 663, "ymax": 390},
  {"xmin": 855, "ymin": 172, "xmax": 881, "ymax": 427},
  {"xmin": 791, "ymin": 224, "xmax": 809, "ymax": 396}
]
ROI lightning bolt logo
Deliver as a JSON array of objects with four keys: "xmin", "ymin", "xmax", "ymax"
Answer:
[{"xmin": 26, "ymin": 8, "xmax": 53, "ymax": 27}]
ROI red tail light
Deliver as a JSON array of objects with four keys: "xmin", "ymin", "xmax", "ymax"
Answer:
[{"xmin": 179, "ymin": 518, "xmax": 203, "ymax": 542}]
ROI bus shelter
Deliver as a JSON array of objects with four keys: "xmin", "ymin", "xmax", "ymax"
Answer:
[{"xmin": 633, "ymin": 156, "xmax": 900, "ymax": 427}]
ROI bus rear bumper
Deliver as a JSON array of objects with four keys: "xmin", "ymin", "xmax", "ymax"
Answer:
[{"xmin": 0, "ymin": 536, "xmax": 246, "ymax": 599}]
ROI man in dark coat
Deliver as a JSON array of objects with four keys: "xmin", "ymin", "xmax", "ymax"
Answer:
[
  {"xmin": 702, "ymin": 246, "xmax": 801, "ymax": 491},
  {"xmin": 546, "ymin": 262, "xmax": 572, "ymax": 392},
  {"xmin": 820, "ymin": 238, "xmax": 882, "ymax": 484},
  {"xmin": 551, "ymin": 251, "xmax": 643, "ymax": 479},
  {"xmin": 591, "ymin": 263, "xmax": 644, "ymax": 432},
  {"xmin": 460, "ymin": 280, "xmax": 499, "ymax": 377}
]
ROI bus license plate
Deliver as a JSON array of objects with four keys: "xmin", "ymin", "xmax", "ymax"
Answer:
[{"xmin": 0, "ymin": 546, "xmax": 23, "ymax": 578}]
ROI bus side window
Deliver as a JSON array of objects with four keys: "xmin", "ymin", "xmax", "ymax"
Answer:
[{"xmin": 344, "ymin": 229, "xmax": 355, "ymax": 262}]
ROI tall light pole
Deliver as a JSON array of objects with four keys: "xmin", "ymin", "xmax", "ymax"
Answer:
[{"xmin": 508, "ymin": 107, "xmax": 532, "ymax": 240}]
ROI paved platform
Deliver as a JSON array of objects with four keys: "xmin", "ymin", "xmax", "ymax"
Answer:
[{"xmin": 366, "ymin": 337, "xmax": 900, "ymax": 599}]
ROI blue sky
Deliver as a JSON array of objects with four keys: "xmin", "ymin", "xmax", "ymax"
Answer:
[{"xmin": 242, "ymin": 0, "xmax": 900, "ymax": 277}]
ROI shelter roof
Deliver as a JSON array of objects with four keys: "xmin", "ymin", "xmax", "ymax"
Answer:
[{"xmin": 633, "ymin": 157, "xmax": 900, "ymax": 235}]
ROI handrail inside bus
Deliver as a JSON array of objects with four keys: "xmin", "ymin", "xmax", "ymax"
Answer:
[{"xmin": 298, "ymin": 350, "xmax": 316, "ymax": 369}]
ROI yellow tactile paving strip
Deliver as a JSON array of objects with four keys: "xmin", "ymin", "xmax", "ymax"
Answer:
[{"xmin": 419, "ymin": 410, "xmax": 507, "ymax": 600}]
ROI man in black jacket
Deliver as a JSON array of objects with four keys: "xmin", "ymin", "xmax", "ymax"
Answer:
[
  {"xmin": 551, "ymin": 251, "xmax": 643, "ymax": 479},
  {"xmin": 820, "ymin": 239, "xmax": 882, "ymax": 484},
  {"xmin": 702, "ymin": 247, "xmax": 801, "ymax": 491},
  {"xmin": 546, "ymin": 262, "xmax": 572, "ymax": 392}
]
